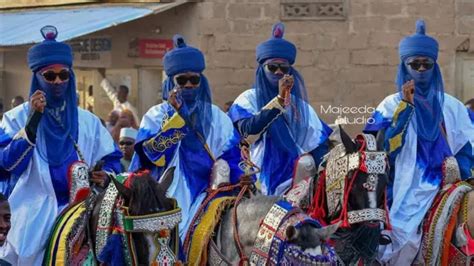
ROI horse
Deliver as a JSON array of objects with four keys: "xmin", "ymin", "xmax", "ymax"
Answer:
[
  {"xmin": 43, "ymin": 166, "xmax": 181, "ymax": 266},
  {"xmin": 180, "ymin": 158, "xmax": 341, "ymax": 265},
  {"xmin": 286, "ymin": 127, "xmax": 391, "ymax": 265},
  {"xmin": 215, "ymin": 195, "xmax": 340, "ymax": 265}
]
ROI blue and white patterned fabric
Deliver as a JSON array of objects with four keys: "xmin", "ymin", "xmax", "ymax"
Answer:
[
  {"xmin": 365, "ymin": 93, "xmax": 474, "ymax": 264},
  {"xmin": 0, "ymin": 104, "xmax": 120, "ymax": 265},
  {"xmin": 229, "ymin": 22, "xmax": 331, "ymax": 196},
  {"xmin": 130, "ymin": 34, "xmax": 243, "ymax": 243},
  {"xmin": 229, "ymin": 89, "xmax": 331, "ymax": 195},
  {"xmin": 364, "ymin": 20, "xmax": 474, "ymax": 264},
  {"xmin": 0, "ymin": 25, "xmax": 121, "ymax": 265},
  {"xmin": 129, "ymin": 103, "xmax": 242, "ymax": 242}
]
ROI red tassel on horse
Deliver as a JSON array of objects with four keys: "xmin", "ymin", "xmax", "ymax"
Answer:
[{"xmin": 309, "ymin": 171, "xmax": 327, "ymax": 225}]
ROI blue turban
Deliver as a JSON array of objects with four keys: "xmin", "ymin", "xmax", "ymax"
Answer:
[
  {"xmin": 27, "ymin": 25, "xmax": 73, "ymax": 72},
  {"xmin": 399, "ymin": 20, "xmax": 438, "ymax": 61},
  {"xmin": 256, "ymin": 22, "xmax": 296, "ymax": 65},
  {"xmin": 161, "ymin": 34, "xmax": 212, "ymax": 136},
  {"xmin": 163, "ymin": 35, "xmax": 205, "ymax": 77}
]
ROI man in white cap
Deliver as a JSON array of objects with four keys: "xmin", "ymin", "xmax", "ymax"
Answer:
[{"xmin": 119, "ymin": 127, "xmax": 137, "ymax": 172}]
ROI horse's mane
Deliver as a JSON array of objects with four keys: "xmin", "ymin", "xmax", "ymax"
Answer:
[{"xmin": 128, "ymin": 172, "xmax": 175, "ymax": 215}]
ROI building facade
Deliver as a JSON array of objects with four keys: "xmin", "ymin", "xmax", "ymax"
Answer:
[{"xmin": 1, "ymin": 0, "xmax": 473, "ymax": 134}]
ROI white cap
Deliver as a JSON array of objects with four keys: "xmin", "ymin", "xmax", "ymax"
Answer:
[{"xmin": 120, "ymin": 127, "xmax": 138, "ymax": 140}]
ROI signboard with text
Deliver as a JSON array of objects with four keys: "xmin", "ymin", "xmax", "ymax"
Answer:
[
  {"xmin": 138, "ymin": 39, "xmax": 173, "ymax": 59},
  {"xmin": 68, "ymin": 37, "xmax": 112, "ymax": 67}
]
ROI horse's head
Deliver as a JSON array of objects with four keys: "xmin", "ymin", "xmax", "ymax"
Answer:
[
  {"xmin": 311, "ymin": 126, "xmax": 390, "ymax": 264},
  {"xmin": 338, "ymin": 128, "xmax": 389, "ymax": 224},
  {"xmin": 111, "ymin": 168, "xmax": 175, "ymax": 215},
  {"xmin": 110, "ymin": 167, "xmax": 180, "ymax": 265},
  {"xmin": 285, "ymin": 221, "xmax": 339, "ymax": 255}
]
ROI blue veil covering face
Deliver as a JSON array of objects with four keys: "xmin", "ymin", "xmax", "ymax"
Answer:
[
  {"xmin": 161, "ymin": 74, "xmax": 212, "ymax": 139},
  {"xmin": 254, "ymin": 23, "xmax": 312, "ymax": 193},
  {"xmin": 27, "ymin": 26, "xmax": 78, "ymax": 167},
  {"xmin": 396, "ymin": 19, "xmax": 451, "ymax": 185}
]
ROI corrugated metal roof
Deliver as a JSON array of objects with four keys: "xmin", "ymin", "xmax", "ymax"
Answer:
[{"xmin": 0, "ymin": 2, "xmax": 187, "ymax": 46}]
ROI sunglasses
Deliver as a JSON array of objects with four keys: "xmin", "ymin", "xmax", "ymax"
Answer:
[
  {"xmin": 119, "ymin": 141, "xmax": 134, "ymax": 146},
  {"xmin": 265, "ymin": 63, "xmax": 290, "ymax": 74},
  {"xmin": 407, "ymin": 61, "xmax": 434, "ymax": 71},
  {"xmin": 175, "ymin": 75, "xmax": 201, "ymax": 86},
  {"xmin": 41, "ymin": 69, "xmax": 70, "ymax": 82}
]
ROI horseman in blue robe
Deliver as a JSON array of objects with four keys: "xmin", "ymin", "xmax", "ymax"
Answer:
[
  {"xmin": 129, "ymin": 35, "xmax": 243, "ymax": 241},
  {"xmin": 228, "ymin": 22, "xmax": 332, "ymax": 196},
  {"xmin": 0, "ymin": 26, "xmax": 121, "ymax": 265},
  {"xmin": 364, "ymin": 20, "xmax": 474, "ymax": 264}
]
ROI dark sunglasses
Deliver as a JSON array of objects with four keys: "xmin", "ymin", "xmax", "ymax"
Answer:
[
  {"xmin": 265, "ymin": 63, "xmax": 290, "ymax": 74},
  {"xmin": 175, "ymin": 75, "xmax": 201, "ymax": 86},
  {"xmin": 407, "ymin": 61, "xmax": 434, "ymax": 71},
  {"xmin": 41, "ymin": 69, "xmax": 70, "ymax": 82},
  {"xmin": 119, "ymin": 141, "xmax": 134, "ymax": 146}
]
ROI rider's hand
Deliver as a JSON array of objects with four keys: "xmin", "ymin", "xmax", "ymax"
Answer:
[
  {"xmin": 278, "ymin": 74, "xmax": 294, "ymax": 106},
  {"xmin": 168, "ymin": 87, "xmax": 182, "ymax": 110},
  {"xmin": 30, "ymin": 90, "xmax": 46, "ymax": 113},
  {"xmin": 402, "ymin": 80, "xmax": 415, "ymax": 105},
  {"xmin": 90, "ymin": 171, "xmax": 109, "ymax": 188}
]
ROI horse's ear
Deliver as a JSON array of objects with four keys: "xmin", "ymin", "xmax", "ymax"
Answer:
[
  {"xmin": 375, "ymin": 128, "xmax": 386, "ymax": 151},
  {"xmin": 339, "ymin": 125, "xmax": 357, "ymax": 153},
  {"xmin": 314, "ymin": 221, "xmax": 340, "ymax": 240},
  {"xmin": 158, "ymin": 167, "xmax": 175, "ymax": 193},
  {"xmin": 110, "ymin": 175, "xmax": 131, "ymax": 201}
]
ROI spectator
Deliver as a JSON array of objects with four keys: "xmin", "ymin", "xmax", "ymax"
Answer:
[
  {"xmin": 0, "ymin": 194, "xmax": 10, "ymax": 247},
  {"xmin": 10, "ymin": 97, "xmax": 24, "ymax": 110},
  {"xmin": 111, "ymin": 109, "xmax": 138, "ymax": 143},
  {"xmin": 98, "ymin": 68, "xmax": 140, "ymax": 124},
  {"xmin": 105, "ymin": 110, "xmax": 119, "ymax": 133},
  {"xmin": 118, "ymin": 127, "xmax": 137, "ymax": 172}
]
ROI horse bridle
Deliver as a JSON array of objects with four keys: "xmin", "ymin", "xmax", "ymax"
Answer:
[
  {"xmin": 93, "ymin": 178, "xmax": 182, "ymax": 266},
  {"xmin": 314, "ymin": 134, "xmax": 390, "ymax": 228},
  {"xmin": 121, "ymin": 205, "xmax": 182, "ymax": 265}
]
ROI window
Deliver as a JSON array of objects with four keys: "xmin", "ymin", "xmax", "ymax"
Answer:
[{"xmin": 280, "ymin": 0, "xmax": 347, "ymax": 21}]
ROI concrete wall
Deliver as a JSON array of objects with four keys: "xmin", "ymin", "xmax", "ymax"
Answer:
[{"xmin": 193, "ymin": 0, "xmax": 472, "ymax": 134}]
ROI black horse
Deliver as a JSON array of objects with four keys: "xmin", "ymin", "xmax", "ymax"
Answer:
[
  {"xmin": 44, "ymin": 168, "xmax": 180, "ymax": 265},
  {"xmin": 288, "ymin": 127, "xmax": 390, "ymax": 265}
]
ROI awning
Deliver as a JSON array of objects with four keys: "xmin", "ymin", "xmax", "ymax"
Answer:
[{"xmin": 0, "ymin": 1, "xmax": 189, "ymax": 46}]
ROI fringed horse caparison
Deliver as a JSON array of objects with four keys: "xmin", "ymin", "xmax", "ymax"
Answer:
[
  {"xmin": 308, "ymin": 128, "xmax": 391, "ymax": 265},
  {"xmin": 420, "ymin": 155, "xmax": 474, "ymax": 266}
]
